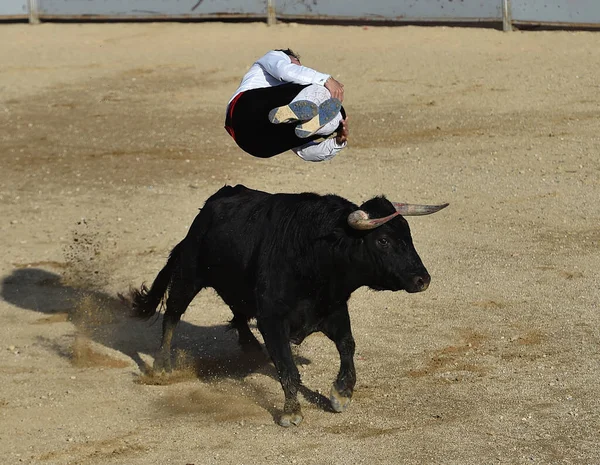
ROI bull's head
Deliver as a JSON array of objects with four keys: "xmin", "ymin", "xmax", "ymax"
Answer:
[{"xmin": 347, "ymin": 198, "xmax": 448, "ymax": 293}]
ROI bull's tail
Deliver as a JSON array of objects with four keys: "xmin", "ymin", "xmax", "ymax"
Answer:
[{"xmin": 128, "ymin": 242, "xmax": 184, "ymax": 320}]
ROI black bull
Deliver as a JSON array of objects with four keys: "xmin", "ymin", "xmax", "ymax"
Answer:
[{"xmin": 127, "ymin": 184, "xmax": 447, "ymax": 426}]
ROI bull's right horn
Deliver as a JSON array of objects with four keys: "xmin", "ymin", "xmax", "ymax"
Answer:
[
  {"xmin": 348, "ymin": 202, "xmax": 449, "ymax": 230},
  {"xmin": 392, "ymin": 202, "xmax": 449, "ymax": 216}
]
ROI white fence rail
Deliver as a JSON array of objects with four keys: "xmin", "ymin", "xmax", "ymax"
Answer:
[{"xmin": 1, "ymin": 0, "xmax": 599, "ymax": 29}]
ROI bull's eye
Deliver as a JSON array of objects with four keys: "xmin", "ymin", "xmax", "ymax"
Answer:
[{"xmin": 376, "ymin": 237, "xmax": 390, "ymax": 248}]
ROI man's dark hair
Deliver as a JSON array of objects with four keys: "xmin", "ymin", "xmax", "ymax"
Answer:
[{"xmin": 276, "ymin": 48, "xmax": 301, "ymax": 61}]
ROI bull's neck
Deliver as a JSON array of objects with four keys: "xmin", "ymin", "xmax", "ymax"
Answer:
[{"xmin": 329, "ymin": 258, "xmax": 367, "ymax": 298}]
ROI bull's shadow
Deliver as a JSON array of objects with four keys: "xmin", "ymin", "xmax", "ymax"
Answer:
[{"xmin": 1, "ymin": 267, "xmax": 330, "ymax": 418}]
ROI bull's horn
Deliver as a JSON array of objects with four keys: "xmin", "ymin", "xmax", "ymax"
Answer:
[
  {"xmin": 347, "ymin": 210, "xmax": 401, "ymax": 230},
  {"xmin": 348, "ymin": 202, "xmax": 449, "ymax": 230},
  {"xmin": 392, "ymin": 202, "xmax": 449, "ymax": 216}
]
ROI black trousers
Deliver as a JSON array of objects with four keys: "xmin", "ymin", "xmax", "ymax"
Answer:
[{"xmin": 225, "ymin": 83, "xmax": 321, "ymax": 158}]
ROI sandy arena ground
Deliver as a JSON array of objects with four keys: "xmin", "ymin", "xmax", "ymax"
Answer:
[{"xmin": 0, "ymin": 22, "xmax": 599, "ymax": 464}]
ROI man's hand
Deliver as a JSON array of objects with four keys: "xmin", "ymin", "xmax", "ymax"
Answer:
[
  {"xmin": 325, "ymin": 77, "xmax": 344, "ymax": 102},
  {"xmin": 335, "ymin": 116, "xmax": 349, "ymax": 145}
]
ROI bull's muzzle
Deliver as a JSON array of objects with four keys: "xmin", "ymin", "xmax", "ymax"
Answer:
[{"xmin": 408, "ymin": 273, "xmax": 431, "ymax": 293}]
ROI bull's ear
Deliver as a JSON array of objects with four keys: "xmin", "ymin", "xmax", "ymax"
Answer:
[{"xmin": 391, "ymin": 202, "xmax": 449, "ymax": 216}]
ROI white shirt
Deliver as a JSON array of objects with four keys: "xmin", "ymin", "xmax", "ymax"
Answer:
[
  {"xmin": 228, "ymin": 51, "xmax": 330, "ymax": 103},
  {"xmin": 228, "ymin": 51, "xmax": 346, "ymax": 162}
]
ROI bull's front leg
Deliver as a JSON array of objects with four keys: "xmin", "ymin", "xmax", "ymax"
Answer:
[
  {"xmin": 322, "ymin": 306, "xmax": 356, "ymax": 413},
  {"xmin": 258, "ymin": 316, "xmax": 303, "ymax": 427}
]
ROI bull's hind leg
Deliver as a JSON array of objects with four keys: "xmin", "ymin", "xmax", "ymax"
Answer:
[
  {"xmin": 230, "ymin": 313, "xmax": 262, "ymax": 352},
  {"xmin": 322, "ymin": 306, "xmax": 356, "ymax": 413},
  {"xmin": 154, "ymin": 275, "xmax": 203, "ymax": 373}
]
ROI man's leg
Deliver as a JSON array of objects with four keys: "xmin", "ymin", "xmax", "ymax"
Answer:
[
  {"xmin": 230, "ymin": 84, "xmax": 313, "ymax": 158},
  {"xmin": 230, "ymin": 83, "xmax": 344, "ymax": 158},
  {"xmin": 291, "ymin": 83, "xmax": 330, "ymax": 106},
  {"xmin": 267, "ymin": 83, "xmax": 331, "ymax": 125},
  {"xmin": 268, "ymin": 100, "xmax": 318, "ymax": 125},
  {"xmin": 289, "ymin": 84, "xmax": 343, "ymax": 138},
  {"xmin": 295, "ymin": 98, "xmax": 342, "ymax": 138},
  {"xmin": 268, "ymin": 84, "xmax": 342, "ymax": 138}
]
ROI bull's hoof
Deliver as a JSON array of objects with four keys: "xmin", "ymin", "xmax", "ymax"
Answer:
[
  {"xmin": 152, "ymin": 355, "xmax": 172, "ymax": 374},
  {"xmin": 330, "ymin": 385, "xmax": 352, "ymax": 413},
  {"xmin": 278, "ymin": 412, "xmax": 304, "ymax": 427}
]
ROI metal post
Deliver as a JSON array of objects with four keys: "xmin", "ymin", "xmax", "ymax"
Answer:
[
  {"xmin": 267, "ymin": 0, "xmax": 276, "ymax": 26},
  {"xmin": 502, "ymin": 0, "xmax": 512, "ymax": 31},
  {"xmin": 28, "ymin": 0, "xmax": 40, "ymax": 24}
]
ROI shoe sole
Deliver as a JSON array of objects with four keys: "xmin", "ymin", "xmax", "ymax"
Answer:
[
  {"xmin": 269, "ymin": 100, "xmax": 318, "ymax": 124},
  {"xmin": 295, "ymin": 98, "xmax": 342, "ymax": 138}
]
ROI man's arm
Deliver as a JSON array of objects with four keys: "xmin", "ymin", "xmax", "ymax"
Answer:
[
  {"xmin": 324, "ymin": 77, "xmax": 344, "ymax": 101},
  {"xmin": 257, "ymin": 51, "xmax": 330, "ymax": 86}
]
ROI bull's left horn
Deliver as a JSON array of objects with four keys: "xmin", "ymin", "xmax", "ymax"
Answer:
[
  {"xmin": 347, "ymin": 210, "xmax": 400, "ymax": 230},
  {"xmin": 392, "ymin": 202, "xmax": 449, "ymax": 216}
]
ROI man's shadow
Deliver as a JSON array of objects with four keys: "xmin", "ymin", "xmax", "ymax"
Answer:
[{"xmin": 1, "ymin": 267, "xmax": 332, "ymax": 420}]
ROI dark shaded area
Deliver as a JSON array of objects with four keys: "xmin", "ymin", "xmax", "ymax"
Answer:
[
  {"xmin": 1, "ymin": 268, "xmax": 237, "ymax": 374},
  {"xmin": 1, "ymin": 267, "xmax": 330, "ymax": 422},
  {"xmin": 0, "ymin": 16, "xmax": 266, "ymax": 24},
  {"xmin": 1, "ymin": 267, "xmax": 272, "ymax": 374}
]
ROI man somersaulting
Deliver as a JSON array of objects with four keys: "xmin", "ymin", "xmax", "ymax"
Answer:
[{"xmin": 225, "ymin": 49, "xmax": 349, "ymax": 162}]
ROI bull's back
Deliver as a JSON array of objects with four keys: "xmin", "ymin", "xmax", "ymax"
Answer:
[
  {"xmin": 192, "ymin": 184, "xmax": 351, "ymax": 294},
  {"xmin": 203, "ymin": 184, "xmax": 271, "ymax": 241},
  {"xmin": 197, "ymin": 185, "xmax": 270, "ymax": 280}
]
